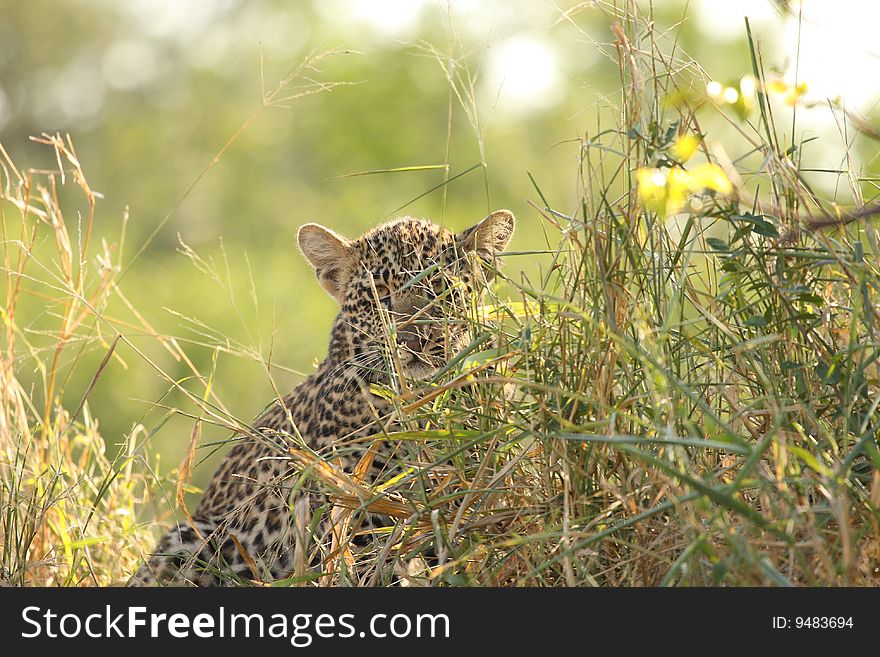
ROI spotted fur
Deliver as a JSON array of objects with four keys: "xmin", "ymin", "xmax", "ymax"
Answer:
[{"xmin": 128, "ymin": 210, "xmax": 515, "ymax": 585}]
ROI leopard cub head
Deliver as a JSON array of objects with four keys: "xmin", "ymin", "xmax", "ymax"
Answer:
[{"xmin": 298, "ymin": 210, "xmax": 515, "ymax": 381}]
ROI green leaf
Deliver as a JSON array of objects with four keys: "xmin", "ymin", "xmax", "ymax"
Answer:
[
  {"xmin": 815, "ymin": 361, "xmax": 841, "ymax": 385},
  {"xmin": 732, "ymin": 213, "xmax": 779, "ymax": 238},
  {"xmin": 707, "ymin": 237, "xmax": 729, "ymax": 252}
]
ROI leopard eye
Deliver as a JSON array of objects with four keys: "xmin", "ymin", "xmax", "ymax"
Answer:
[{"xmin": 373, "ymin": 283, "xmax": 391, "ymax": 299}]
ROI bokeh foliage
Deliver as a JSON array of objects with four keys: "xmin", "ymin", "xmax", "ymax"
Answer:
[{"xmin": 2, "ymin": 1, "xmax": 879, "ymax": 584}]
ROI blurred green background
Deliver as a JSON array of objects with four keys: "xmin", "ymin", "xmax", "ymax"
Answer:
[{"xmin": 2, "ymin": 0, "xmax": 877, "ymax": 491}]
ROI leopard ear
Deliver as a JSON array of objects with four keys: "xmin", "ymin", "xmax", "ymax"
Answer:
[
  {"xmin": 297, "ymin": 223, "xmax": 353, "ymax": 301},
  {"xmin": 457, "ymin": 209, "xmax": 515, "ymax": 266}
]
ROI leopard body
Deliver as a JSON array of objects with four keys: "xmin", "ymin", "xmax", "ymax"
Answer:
[{"xmin": 128, "ymin": 210, "xmax": 514, "ymax": 585}]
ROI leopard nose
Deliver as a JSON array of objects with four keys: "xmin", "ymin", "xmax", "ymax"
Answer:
[{"xmin": 398, "ymin": 338, "xmax": 423, "ymax": 352}]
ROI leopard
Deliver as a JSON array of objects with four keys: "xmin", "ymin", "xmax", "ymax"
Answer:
[{"xmin": 128, "ymin": 209, "xmax": 515, "ymax": 586}]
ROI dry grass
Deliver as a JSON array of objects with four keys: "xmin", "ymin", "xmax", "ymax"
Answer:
[
  {"xmin": 2, "ymin": 3, "xmax": 879, "ymax": 586},
  {"xmin": 0, "ymin": 134, "xmax": 155, "ymax": 585}
]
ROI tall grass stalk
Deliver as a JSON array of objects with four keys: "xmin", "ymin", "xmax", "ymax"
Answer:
[{"xmin": 2, "ymin": 5, "xmax": 878, "ymax": 586}]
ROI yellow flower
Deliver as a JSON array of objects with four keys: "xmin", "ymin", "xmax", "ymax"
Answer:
[
  {"xmin": 666, "ymin": 167, "xmax": 692, "ymax": 214},
  {"xmin": 637, "ymin": 163, "xmax": 732, "ymax": 217},
  {"xmin": 689, "ymin": 163, "xmax": 733, "ymax": 195},
  {"xmin": 636, "ymin": 167, "xmax": 672, "ymax": 216},
  {"xmin": 672, "ymin": 134, "xmax": 701, "ymax": 162},
  {"xmin": 766, "ymin": 79, "xmax": 808, "ymax": 105},
  {"xmin": 706, "ymin": 76, "xmax": 758, "ymax": 119}
]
